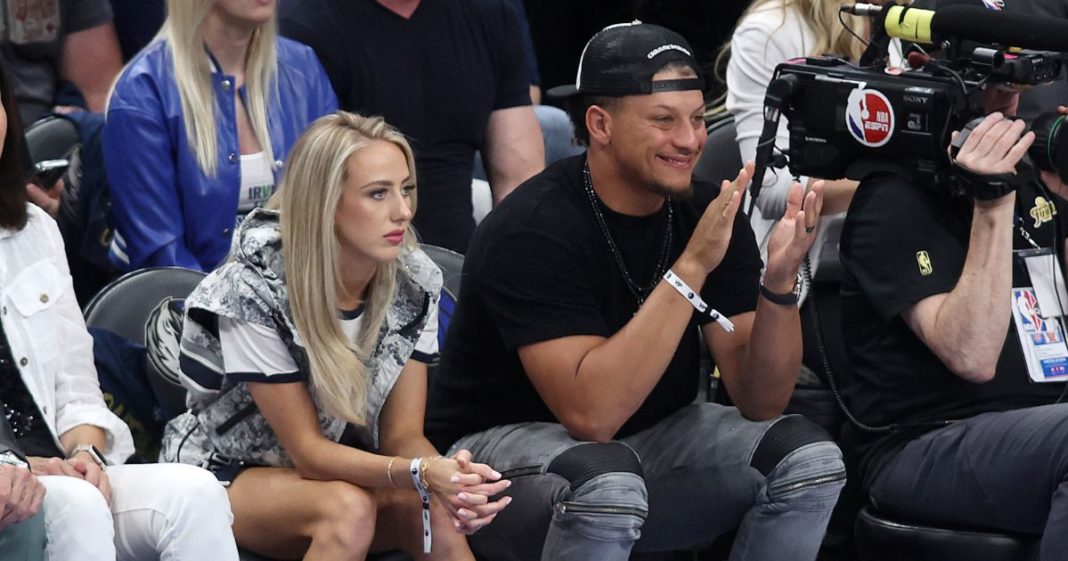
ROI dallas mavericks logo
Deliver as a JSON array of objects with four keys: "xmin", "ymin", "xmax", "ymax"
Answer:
[{"xmin": 846, "ymin": 88, "xmax": 895, "ymax": 148}]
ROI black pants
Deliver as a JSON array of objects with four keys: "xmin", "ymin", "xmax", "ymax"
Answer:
[{"xmin": 870, "ymin": 404, "xmax": 1068, "ymax": 560}]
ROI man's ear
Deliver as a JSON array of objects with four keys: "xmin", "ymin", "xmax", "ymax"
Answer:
[{"xmin": 586, "ymin": 104, "xmax": 613, "ymax": 147}]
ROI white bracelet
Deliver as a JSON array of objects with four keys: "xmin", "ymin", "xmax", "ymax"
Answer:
[
  {"xmin": 662, "ymin": 269, "xmax": 735, "ymax": 332},
  {"xmin": 409, "ymin": 458, "xmax": 432, "ymax": 554}
]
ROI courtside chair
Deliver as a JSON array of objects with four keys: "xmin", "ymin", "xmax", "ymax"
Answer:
[
  {"xmin": 419, "ymin": 242, "xmax": 464, "ymax": 299},
  {"xmin": 83, "ymin": 266, "xmax": 205, "ymax": 418}
]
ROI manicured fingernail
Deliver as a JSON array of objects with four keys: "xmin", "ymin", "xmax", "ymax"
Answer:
[
  {"xmin": 492, "ymin": 470, "xmax": 502, "ymax": 479},
  {"xmin": 504, "ymin": 496, "xmax": 513, "ymax": 504},
  {"xmin": 451, "ymin": 475, "xmax": 460, "ymax": 483},
  {"xmin": 505, "ymin": 480, "xmax": 512, "ymax": 487},
  {"xmin": 458, "ymin": 492, "xmax": 469, "ymax": 501}
]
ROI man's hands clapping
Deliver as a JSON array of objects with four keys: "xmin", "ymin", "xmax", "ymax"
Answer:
[
  {"xmin": 678, "ymin": 160, "xmax": 823, "ymax": 290},
  {"xmin": 764, "ymin": 180, "xmax": 824, "ymax": 291},
  {"xmin": 677, "ymin": 161, "xmax": 750, "ymax": 275}
]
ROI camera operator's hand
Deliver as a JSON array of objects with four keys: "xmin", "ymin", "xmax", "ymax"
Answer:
[
  {"xmin": 764, "ymin": 180, "xmax": 824, "ymax": 288},
  {"xmin": 678, "ymin": 161, "xmax": 751, "ymax": 274},
  {"xmin": 951, "ymin": 112, "xmax": 1034, "ymax": 206}
]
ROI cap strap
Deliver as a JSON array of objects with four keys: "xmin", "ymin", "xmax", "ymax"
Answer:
[{"xmin": 647, "ymin": 78, "xmax": 705, "ymax": 94}]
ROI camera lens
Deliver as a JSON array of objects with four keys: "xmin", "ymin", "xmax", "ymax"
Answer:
[{"xmin": 1028, "ymin": 112, "xmax": 1068, "ymax": 182}]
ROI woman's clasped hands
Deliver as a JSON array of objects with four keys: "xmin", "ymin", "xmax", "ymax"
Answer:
[{"xmin": 422, "ymin": 449, "xmax": 512, "ymax": 535}]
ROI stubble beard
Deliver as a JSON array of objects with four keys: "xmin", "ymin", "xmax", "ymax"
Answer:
[{"xmin": 648, "ymin": 179, "xmax": 693, "ymax": 201}]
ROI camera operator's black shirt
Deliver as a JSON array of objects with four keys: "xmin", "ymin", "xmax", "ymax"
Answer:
[
  {"xmin": 840, "ymin": 174, "xmax": 1068, "ymax": 490},
  {"xmin": 426, "ymin": 156, "xmax": 762, "ymax": 451}
]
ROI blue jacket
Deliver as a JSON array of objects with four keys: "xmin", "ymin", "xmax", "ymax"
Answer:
[{"xmin": 103, "ymin": 38, "xmax": 339, "ymax": 271}]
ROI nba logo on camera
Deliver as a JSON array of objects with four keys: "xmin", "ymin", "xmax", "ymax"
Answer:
[{"xmin": 846, "ymin": 88, "xmax": 895, "ymax": 148}]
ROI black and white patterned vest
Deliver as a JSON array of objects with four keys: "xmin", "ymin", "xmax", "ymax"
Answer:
[{"xmin": 159, "ymin": 209, "xmax": 442, "ymax": 471}]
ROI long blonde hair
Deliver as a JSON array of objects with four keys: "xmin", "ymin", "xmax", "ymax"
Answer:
[
  {"xmin": 714, "ymin": 0, "xmax": 867, "ymax": 96},
  {"xmin": 762, "ymin": 0, "xmax": 866, "ymax": 61},
  {"xmin": 269, "ymin": 112, "xmax": 418, "ymax": 425},
  {"xmin": 161, "ymin": 0, "xmax": 278, "ymax": 176}
]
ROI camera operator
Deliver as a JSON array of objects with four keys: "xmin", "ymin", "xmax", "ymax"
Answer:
[{"xmin": 839, "ymin": 86, "xmax": 1068, "ymax": 556}]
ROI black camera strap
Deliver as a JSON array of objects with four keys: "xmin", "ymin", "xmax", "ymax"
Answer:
[{"xmin": 950, "ymin": 163, "xmax": 1020, "ymax": 200}]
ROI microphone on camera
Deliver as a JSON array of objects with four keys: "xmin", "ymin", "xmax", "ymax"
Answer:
[{"xmin": 842, "ymin": 2, "xmax": 1068, "ymax": 51}]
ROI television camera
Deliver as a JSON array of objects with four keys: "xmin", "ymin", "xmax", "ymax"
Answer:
[{"xmin": 750, "ymin": 2, "xmax": 1068, "ymax": 208}]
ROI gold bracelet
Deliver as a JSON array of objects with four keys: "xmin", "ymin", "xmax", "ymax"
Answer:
[
  {"xmin": 419, "ymin": 457, "xmax": 432, "ymax": 492},
  {"xmin": 386, "ymin": 456, "xmax": 398, "ymax": 488}
]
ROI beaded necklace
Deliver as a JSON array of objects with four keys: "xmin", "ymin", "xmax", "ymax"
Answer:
[{"xmin": 582, "ymin": 162, "xmax": 674, "ymax": 306}]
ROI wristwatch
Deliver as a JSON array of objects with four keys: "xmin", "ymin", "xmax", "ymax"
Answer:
[
  {"xmin": 759, "ymin": 272, "xmax": 804, "ymax": 306},
  {"xmin": 0, "ymin": 451, "xmax": 28, "ymax": 469},
  {"xmin": 68, "ymin": 444, "xmax": 108, "ymax": 469}
]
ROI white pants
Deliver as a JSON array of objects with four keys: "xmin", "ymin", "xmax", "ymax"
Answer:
[{"xmin": 39, "ymin": 463, "xmax": 238, "ymax": 561}]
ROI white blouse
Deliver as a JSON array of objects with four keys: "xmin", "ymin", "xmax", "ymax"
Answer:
[{"xmin": 0, "ymin": 204, "xmax": 134, "ymax": 463}]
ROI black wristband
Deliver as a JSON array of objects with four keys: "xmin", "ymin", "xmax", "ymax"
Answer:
[
  {"xmin": 951, "ymin": 163, "xmax": 1020, "ymax": 201},
  {"xmin": 759, "ymin": 282, "xmax": 799, "ymax": 306},
  {"xmin": 949, "ymin": 117, "xmax": 1030, "ymax": 201}
]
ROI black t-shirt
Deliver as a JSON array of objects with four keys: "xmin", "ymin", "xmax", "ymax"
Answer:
[
  {"xmin": 426, "ymin": 155, "xmax": 762, "ymax": 450},
  {"xmin": 840, "ymin": 174, "xmax": 1067, "ymax": 488},
  {"xmin": 279, "ymin": 0, "xmax": 531, "ymax": 253}
]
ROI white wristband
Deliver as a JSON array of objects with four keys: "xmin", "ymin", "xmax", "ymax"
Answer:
[
  {"xmin": 662, "ymin": 269, "xmax": 735, "ymax": 332},
  {"xmin": 409, "ymin": 458, "xmax": 432, "ymax": 553}
]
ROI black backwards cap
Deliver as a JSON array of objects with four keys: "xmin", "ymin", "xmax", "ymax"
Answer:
[{"xmin": 547, "ymin": 21, "xmax": 704, "ymax": 100}]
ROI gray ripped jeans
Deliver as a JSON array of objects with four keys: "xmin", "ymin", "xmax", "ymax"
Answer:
[{"xmin": 450, "ymin": 403, "xmax": 845, "ymax": 561}]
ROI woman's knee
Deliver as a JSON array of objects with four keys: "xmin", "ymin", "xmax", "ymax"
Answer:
[
  {"xmin": 39, "ymin": 475, "xmax": 115, "ymax": 552},
  {"xmin": 116, "ymin": 463, "xmax": 233, "ymax": 522},
  {"xmin": 314, "ymin": 481, "xmax": 377, "ymax": 551},
  {"xmin": 174, "ymin": 464, "xmax": 233, "ymax": 520},
  {"xmin": 41, "ymin": 475, "xmax": 111, "ymax": 522}
]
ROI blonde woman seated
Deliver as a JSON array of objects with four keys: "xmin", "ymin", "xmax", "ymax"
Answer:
[
  {"xmin": 104, "ymin": 0, "xmax": 338, "ymax": 272},
  {"xmin": 161, "ymin": 112, "xmax": 510, "ymax": 561}
]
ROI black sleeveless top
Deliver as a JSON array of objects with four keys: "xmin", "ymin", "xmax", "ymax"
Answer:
[{"xmin": 0, "ymin": 321, "xmax": 62, "ymax": 457}]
